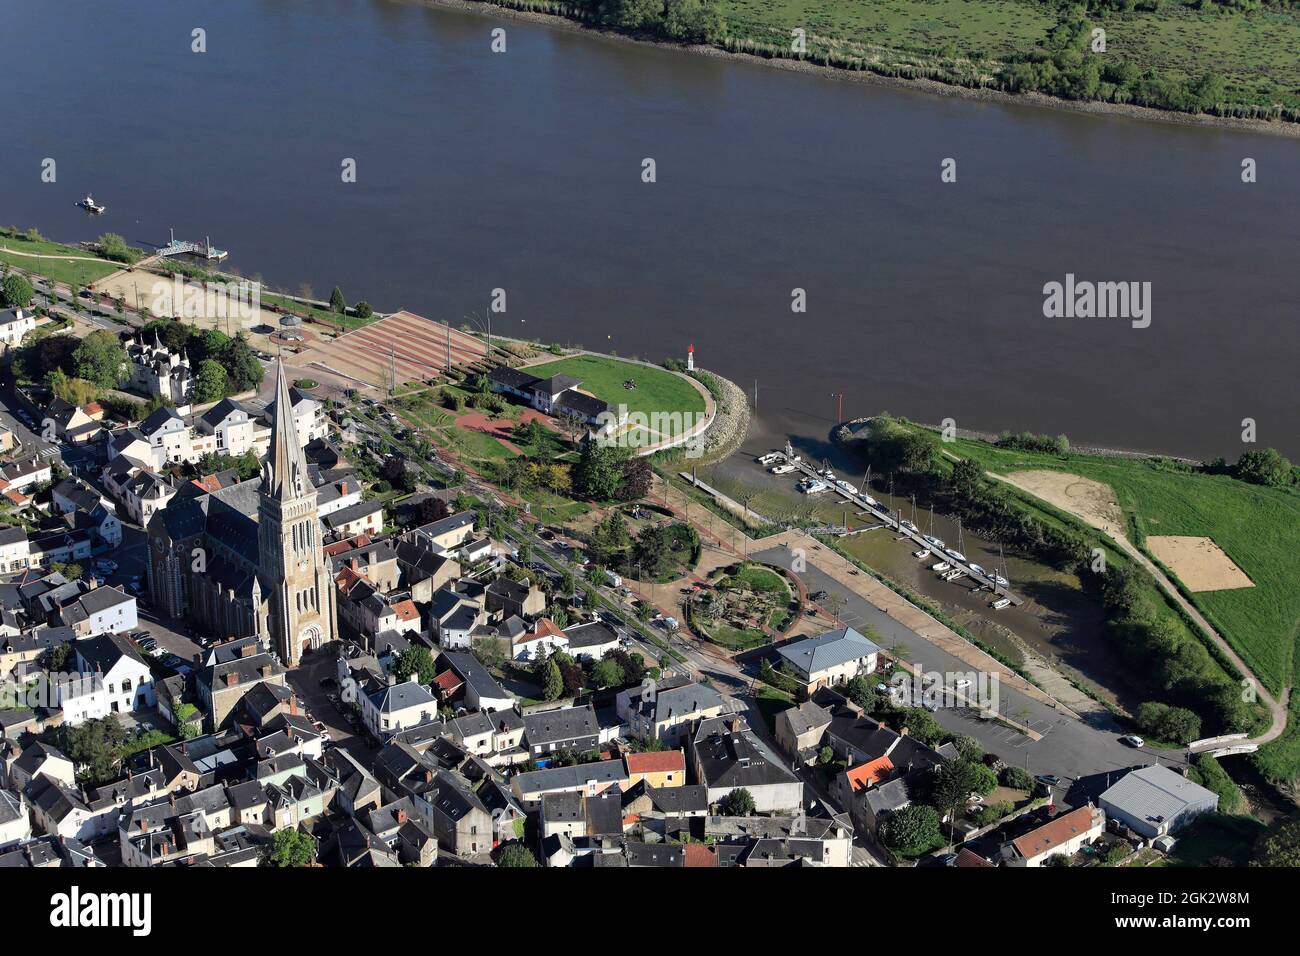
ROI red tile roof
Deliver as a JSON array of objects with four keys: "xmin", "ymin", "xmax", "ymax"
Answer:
[
  {"xmin": 391, "ymin": 600, "xmax": 419, "ymax": 622},
  {"xmin": 625, "ymin": 750, "xmax": 686, "ymax": 775},
  {"xmin": 845, "ymin": 756, "xmax": 894, "ymax": 792},
  {"xmin": 683, "ymin": 844, "xmax": 718, "ymax": 868},
  {"xmin": 1011, "ymin": 805, "xmax": 1102, "ymax": 861}
]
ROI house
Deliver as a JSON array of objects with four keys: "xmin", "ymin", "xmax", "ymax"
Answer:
[
  {"xmin": 564, "ymin": 621, "xmax": 621, "ymax": 661},
  {"xmin": 430, "ymin": 587, "xmax": 486, "ymax": 650},
  {"xmin": 0, "ymin": 456, "xmax": 53, "ymax": 496},
  {"xmin": 487, "ymin": 365, "xmax": 624, "ymax": 436},
  {"xmin": 1004, "ymin": 804, "xmax": 1106, "ymax": 867},
  {"xmin": 522, "ymin": 704, "xmax": 600, "ymax": 757},
  {"xmin": 361, "ymin": 678, "xmax": 439, "ymax": 739},
  {"xmin": 411, "ymin": 511, "xmax": 476, "ymax": 553},
  {"xmin": 511, "ymin": 760, "xmax": 630, "ymax": 810},
  {"xmin": 0, "ymin": 526, "xmax": 30, "ymax": 573},
  {"xmin": 775, "ymin": 626, "xmax": 880, "ymax": 692},
  {"xmin": 0, "ymin": 789, "xmax": 31, "ymax": 848},
  {"xmin": 484, "ymin": 577, "xmax": 546, "ymax": 622},
  {"xmin": 0, "ymin": 308, "xmax": 36, "ymax": 350},
  {"xmin": 196, "ymin": 644, "xmax": 287, "ymax": 730},
  {"xmin": 440, "ymin": 651, "xmax": 513, "ymax": 712},
  {"xmin": 267, "ymin": 386, "xmax": 328, "ymax": 445},
  {"xmin": 45, "ymin": 398, "xmax": 105, "ymax": 444},
  {"xmin": 51, "ymin": 673, "xmax": 110, "ymax": 725},
  {"xmin": 625, "ymin": 749, "xmax": 686, "ymax": 789},
  {"xmin": 774, "ymin": 700, "xmax": 833, "ymax": 764},
  {"xmin": 51, "ymin": 476, "xmax": 122, "ymax": 548},
  {"xmin": 4, "ymin": 741, "xmax": 76, "ymax": 791},
  {"xmin": 692, "ymin": 716, "xmax": 804, "ymax": 813},
  {"xmin": 1099, "ymin": 764, "xmax": 1219, "ymax": 839},
  {"xmin": 125, "ymin": 331, "xmax": 192, "ymax": 402},
  {"xmin": 118, "ymin": 470, "xmax": 176, "ymax": 526},
  {"xmin": 323, "ymin": 499, "xmax": 385, "ymax": 538},
  {"xmin": 616, "ymin": 676, "xmax": 726, "ymax": 746},
  {"xmin": 512, "ymin": 617, "xmax": 569, "ymax": 662},
  {"xmin": 59, "ymin": 584, "xmax": 138, "ymax": 638},
  {"xmin": 74, "ymin": 632, "xmax": 154, "ymax": 712},
  {"xmin": 26, "ymin": 776, "xmax": 96, "ymax": 840}
]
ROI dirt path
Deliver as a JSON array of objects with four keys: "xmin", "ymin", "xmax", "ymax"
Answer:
[{"xmin": 990, "ymin": 467, "xmax": 1289, "ymax": 746}]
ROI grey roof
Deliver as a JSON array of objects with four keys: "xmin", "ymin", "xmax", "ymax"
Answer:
[
  {"xmin": 777, "ymin": 701, "xmax": 832, "ymax": 738},
  {"xmin": 366, "ymin": 679, "xmax": 437, "ymax": 715},
  {"xmin": 513, "ymin": 760, "xmax": 629, "ymax": 797},
  {"xmin": 564, "ymin": 621, "xmax": 619, "ymax": 649},
  {"xmin": 776, "ymin": 627, "xmax": 881, "ymax": 676},
  {"xmin": 441, "ymin": 651, "xmax": 510, "ymax": 703},
  {"xmin": 523, "ymin": 705, "xmax": 599, "ymax": 747},
  {"xmin": 323, "ymin": 498, "xmax": 384, "ymax": 529},
  {"xmin": 1099, "ymin": 765, "xmax": 1219, "ymax": 823},
  {"xmin": 692, "ymin": 716, "xmax": 801, "ymax": 791},
  {"xmin": 630, "ymin": 677, "xmax": 724, "ymax": 725}
]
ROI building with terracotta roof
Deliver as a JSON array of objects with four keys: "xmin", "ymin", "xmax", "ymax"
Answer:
[
  {"xmin": 625, "ymin": 749, "xmax": 686, "ymax": 789},
  {"xmin": 1004, "ymin": 804, "xmax": 1105, "ymax": 867}
]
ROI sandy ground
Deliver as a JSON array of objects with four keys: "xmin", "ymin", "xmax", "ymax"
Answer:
[
  {"xmin": 1001, "ymin": 470, "xmax": 1126, "ymax": 538},
  {"xmin": 1147, "ymin": 535, "xmax": 1255, "ymax": 592}
]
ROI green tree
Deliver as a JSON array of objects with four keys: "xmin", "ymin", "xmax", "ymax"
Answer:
[
  {"xmin": 71, "ymin": 330, "xmax": 126, "ymax": 389},
  {"xmin": 354, "ymin": 300, "xmax": 373, "ymax": 320},
  {"xmin": 193, "ymin": 359, "xmax": 228, "ymax": 403},
  {"xmin": 881, "ymin": 804, "xmax": 943, "ymax": 856},
  {"xmin": 1253, "ymin": 818, "xmax": 1300, "ymax": 867},
  {"xmin": 574, "ymin": 442, "xmax": 629, "ymax": 500},
  {"xmin": 496, "ymin": 844, "xmax": 539, "ymax": 867},
  {"xmin": 328, "ymin": 286, "xmax": 347, "ymax": 314},
  {"xmin": 96, "ymin": 232, "xmax": 142, "ymax": 264},
  {"xmin": 1235, "ymin": 448, "xmax": 1292, "ymax": 488},
  {"xmin": 540, "ymin": 658, "xmax": 565, "ymax": 701},
  {"xmin": 222, "ymin": 333, "xmax": 264, "ymax": 392},
  {"xmin": 721, "ymin": 788, "xmax": 756, "ymax": 816},
  {"xmin": 591, "ymin": 657, "xmax": 625, "ymax": 689},
  {"xmin": 393, "ymin": 646, "xmax": 437, "ymax": 685},
  {"xmin": 662, "ymin": 0, "xmax": 723, "ymax": 42},
  {"xmin": 1, "ymin": 273, "xmax": 33, "ymax": 309},
  {"xmin": 264, "ymin": 828, "xmax": 316, "ymax": 867}
]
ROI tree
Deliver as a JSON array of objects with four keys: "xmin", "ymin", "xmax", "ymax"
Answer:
[
  {"xmin": 496, "ymin": 844, "xmax": 539, "ymax": 868},
  {"xmin": 591, "ymin": 657, "xmax": 625, "ymax": 689},
  {"xmin": 540, "ymin": 658, "xmax": 564, "ymax": 701},
  {"xmin": 48, "ymin": 370, "xmax": 100, "ymax": 407},
  {"xmin": 619, "ymin": 455, "xmax": 653, "ymax": 501},
  {"xmin": 474, "ymin": 636, "xmax": 508, "ymax": 670},
  {"xmin": 1, "ymin": 272, "xmax": 33, "ymax": 309},
  {"xmin": 1253, "ymin": 818, "xmax": 1300, "ymax": 867},
  {"xmin": 52, "ymin": 716, "xmax": 128, "ymax": 785},
  {"xmin": 193, "ymin": 359, "xmax": 228, "ymax": 403},
  {"xmin": 96, "ymin": 232, "xmax": 142, "ymax": 264},
  {"xmin": 817, "ymin": 746, "xmax": 835, "ymax": 765},
  {"xmin": 223, "ymin": 333, "xmax": 264, "ymax": 391},
  {"xmin": 602, "ymin": 0, "xmax": 664, "ymax": 31},
  {"xmin": 393, "ymin": 646, "xmax": 437, "ymax": 685},
  {"xmin": 1136, "ymin": 701, "xmax": 1202, "ymax": 745},
  {"xmin": 574, "ymin": 442, "xmax": 629, "ymax": 500},
  {"xmin": 662, "ymin": 0, "xmax": 723, "ymax": 42},
  {"xmin": 881, "ymin": 804, "xmax": 943, "ymax": 856},
  {"xmin": 71, "ymin": 330, "xmax": 126, "ymax": 389},
  {"xmin": 354, "ymin": 300, "xmax": 373, "ymax": 320},
  {"xmin": 1235, "ymin": 448, "xmax": 1292, "ymax": 488},
  {"xmin": 264, "ymin": 828, "xmax": 315, "ymax": 867},
  {"xmin": 329, "ymin": 286, "xmax": 347, "ymax": 314},
  {"xmin": 419, "ymin": 495, "xmax": 451, "ymax": 525},
  {"xmin": 1001, "ymin": 765, "xmax": 1034, "ymax": 791},
  {"xmin": 721, "ymin": 788, "xmax": 756, "ymax": 816}
]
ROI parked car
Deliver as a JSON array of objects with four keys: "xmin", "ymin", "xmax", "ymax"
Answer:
[{"xmin": 1119, "ymin": 734, "xmax": 1145, "ymax": 748}]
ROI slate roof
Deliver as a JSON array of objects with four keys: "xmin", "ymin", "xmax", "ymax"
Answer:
[{"xmin": 776, "ymin": 627, "xmax": 881, "ymax": 677}]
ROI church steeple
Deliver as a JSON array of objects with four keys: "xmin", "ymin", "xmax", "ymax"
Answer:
[{"xmin": 264, "ymin": 359, "xmax": 310, "ymax": 501}]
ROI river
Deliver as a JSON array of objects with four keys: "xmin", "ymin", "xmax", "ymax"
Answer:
[{"xmin": 2, "ymin": 0, "xmax": 1297, "ymax": 460}]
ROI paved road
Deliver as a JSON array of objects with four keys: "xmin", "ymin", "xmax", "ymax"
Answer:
[{"xmin": 753, "ymin": 546, "xmax": 1182, "ymax": 800}]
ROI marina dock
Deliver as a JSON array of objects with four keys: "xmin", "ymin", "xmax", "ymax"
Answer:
[
  {"xmin": 158, "ymin": 228, "xmax": 228, "ymax": 261},
  {"xmin": 772, "ymin": 451, "xmax": 1025, "ymax": 606}
]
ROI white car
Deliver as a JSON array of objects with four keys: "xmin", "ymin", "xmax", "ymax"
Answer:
[{"xmin": 1120, "ymin": 734, "xmax": 1145, "ymax": 748}]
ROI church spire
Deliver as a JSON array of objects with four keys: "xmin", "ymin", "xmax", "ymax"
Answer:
[{"xmin": 264, "ymin": 359, "xmax": 309, "ymax": 500}]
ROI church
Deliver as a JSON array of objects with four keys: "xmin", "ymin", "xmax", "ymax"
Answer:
[{"xmin": 145, "ymin": 361, "xmax": 337, "ymax": 667}]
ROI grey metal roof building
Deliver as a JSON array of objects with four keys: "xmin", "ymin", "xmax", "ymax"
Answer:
[
  {"xmin": 776, "ymin": 627, "xmax": 880, "ymax": 679},
  {"xmin": 1099, "ymin": 764, "xmax": 1218, "ymax": 839}
]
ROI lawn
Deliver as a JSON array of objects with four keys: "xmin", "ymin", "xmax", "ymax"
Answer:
[
  {"xmin": 260, "ymin": 292, "xmax": 377, "ymax": 330},
  {"xmin": 523, "ymin": 355, "xmax": 705, "ymax": 420},
  {"xmin": 933, "ymin": 433, "xmax": 1300, "ymax": 697},
  {"xmin": 0, "ymin": 233, "xmax": 122, "ymax": 285}
]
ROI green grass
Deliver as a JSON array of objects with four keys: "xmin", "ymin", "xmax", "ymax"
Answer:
[
  {"xmin": 1166, "ymin": 813, "xmax": 1265, "ymax": 867},
  {"xmin": 261, "ymin": 292, "xmax": 376, "ymax": 330},
  {"xmin": 754, "ymin": 685, "xmax": 795, "ymax": 730},
  {"xmin": 524, "ymin": 355, "xmax": 705, "ymax": 420},
  {"xmin": 933, "ymin": 433, "xmax": 1300, "ymax": 697},
  {"xmin": 716, "ymin": 0, "xmax": 1300, "ymax": 110},
  {"xmin": 0, "ymin": 233, "xmax": 122, "ymax": 285}
]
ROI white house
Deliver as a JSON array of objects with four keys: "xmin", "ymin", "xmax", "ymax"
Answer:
[
  {"xmin": 1005, "ymin": 804, "xmax": 1106, "ymax": 867},
  {"xmin": 0, "ymin": 308, "xmax": 36, "ymax": 350},
  {"xmin": 512, "ymin": 618, "xmax": 569, "ymax": 662},
  {"xmin": 0, "ymin": 789, "xmax": 31, "ymax": 848},
  {"xmin": 60, "ymin": 585, "xmax": 138, "ymax": 638},
  {"xmin": 52, "ymin": 673, "xmax": 110, "ymax": 726},
  {"xmin": 73, "ymin": 632, "xmax": 154, "ymax": 713},
  {"xmin": 775, "ymin": 626, "xmax": 880, "ymax": 693},
  {"xmin": 0, "ymin": 526, "xmax": 30, "ymax": 573},
  {"xmin": 361, "ymin": 678, "xmax": 438, "ymax": 738}
]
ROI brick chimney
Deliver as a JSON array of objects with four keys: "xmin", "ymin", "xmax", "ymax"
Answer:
[
  {"xmin": 424, "ymin": 769, "xmax": 433, "ymax": 783},
  {"xmin": 224, "ymin": 671, "xmax": 238, "ymax": 687},
  {"xmin": 396, "ymin": 807, "xmax": 407, "ymax": 825},
  {"xmin": 241, "ymin": 643, "xmax": 257, "ymax": 658},
  {"xmin": 260, "ymin": 663, "xmax": 272, "ymax": 678}
]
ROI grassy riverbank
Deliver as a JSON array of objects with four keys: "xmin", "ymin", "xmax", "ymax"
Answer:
[
  {"xmin": 452, "ymin": 0, "xmax": 1300, "ymax": 121},
  {"xmin": 0, "ymin": 229, "xmax": 122, "ymax": 285}
]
